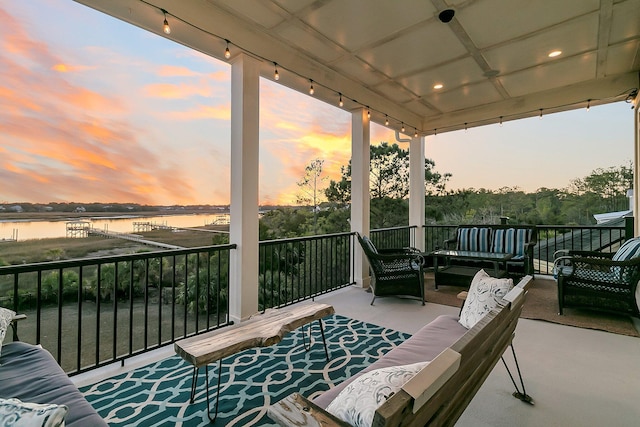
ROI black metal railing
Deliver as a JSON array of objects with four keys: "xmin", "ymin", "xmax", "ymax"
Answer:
[
  {"xmin": 3, "ymin": 221, "xmax": 631, "ymax": 376},
  {"xmin": 0, "ymin": 244, "xmax": 234, "ymax": 375},
  {"xmin": 370, "ymin": 226, "xmax": 416, "ymax": 249},
  {"xmin": 259, "ymin": 232, "xmax": 354, "ymax": 310}
]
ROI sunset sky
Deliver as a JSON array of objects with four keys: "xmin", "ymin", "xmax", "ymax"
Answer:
[{"xmin": 0, "ymin": 1, "xmax": 635, "ymax": 206}]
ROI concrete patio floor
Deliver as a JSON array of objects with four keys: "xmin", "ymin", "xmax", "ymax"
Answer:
[{"xmin": 73, "ymin": 277, "xmax": 640, "ymax": 426}]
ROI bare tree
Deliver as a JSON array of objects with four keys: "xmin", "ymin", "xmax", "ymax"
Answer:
[{"xmin": 296, "ymin": 159, "xmax": 327, "ymax": 232}]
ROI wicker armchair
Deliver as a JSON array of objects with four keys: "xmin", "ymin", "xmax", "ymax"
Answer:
[
  {"xmin": 554, "ymin": 248, "xmax": 640, "ymax": 317},
  {"xmin": 357, "ymin": 233, "xmax": 425, "ymax": 306}
]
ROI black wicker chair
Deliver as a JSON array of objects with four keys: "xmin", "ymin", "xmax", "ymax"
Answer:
[
  {"xmin": 554, "ymin": 249, "xmax": 640, "ymax": 317},
  {"xmin": 357, "ymin": 233, "xmax": 425, "ymax": 306}
]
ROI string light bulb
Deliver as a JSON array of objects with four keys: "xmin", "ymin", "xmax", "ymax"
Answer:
[
  {"xmin": 367, "ymin": 107, "xmax": 370, "ymax": 119},
  {"xmin": 161, "ymin": 9, "xmax": 171, "ymax": 34},
  {"xmin": 309, "ymin": 80, "xmax": 314, "ymax": 95},
  {"xmin": 224, "ymin": 40, "xmax": 231, "ymax": 59},
  {"xmin": 539, "ymin": 108, "xmax": 543, "ymax": 119},
  {"xmin": 434, "ymin": 128, "xmax": 438, "ymax": 136},
  {"xmin": 338, "ymin": 93, "xmax": 343, "ymax": 107},
  {"xmin": 464, "ymin": 122, "xmax": 468, "ymax": 132},
  {"xmin": 499, "ymin": 116, "xmax": 503, "ymax": 127},
  {"xmin": 274, "ymin": 63, "xmax": 279, "ymax": 81},
  {"xmin": 385, "ymin": 115, "xmax": 389, "ymax": 126},
  {"xmin": 586, "ymin": 99, "xmax": 591, "ymax": 111},
  {"xmin": 401, "ymin": 122, "xmax": 405, "ymax": 132},
  {"xmin": 414, "ymin": 128, "xmax": 418, "ymax": 138}
]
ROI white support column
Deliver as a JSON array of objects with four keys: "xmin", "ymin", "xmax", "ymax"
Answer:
[
  {"xmin": 409, "ymin": 136, "xmax": 426, "ymax": 250},
  {"xmin": 229, "ymin": 54, "xmax": 260, "ymax": 322},
  {"xmin": 351, "ymin": 108, "xmax": 371, "ymax": 288}
]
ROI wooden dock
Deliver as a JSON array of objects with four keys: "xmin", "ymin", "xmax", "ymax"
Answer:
[{"xmin": 88, "ymin": 228, "xmax": 183, "ymax": 249}]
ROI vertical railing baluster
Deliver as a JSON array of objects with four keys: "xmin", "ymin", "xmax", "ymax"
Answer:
[
  {"xmin": 158, "ymin": 256, "xmax": 163, "ymax": 346},
  {"xmin": 57, "ymin": 267, "xmax": 63, "ymax": 364},
  {"xmin": 113, "ymin": 262, "xmax": 118, "ymax": 362},
  {"xmin": 128, "ymin": 260, "xmax": 134, "ymax": 357},
  {"xmin": 77, "ymin": 266, "xmax": 83, "ymax": 372},
  {"xmin": 96, "ymin": 264, "xmax": 101, "ymax": 367},
  {"xmin": 171, "ymin": 255, "xmax": 176, "ymax": 342},
  {"xmin": 144, "ymin": 259, "xmax": 149, "ymax": 350}
]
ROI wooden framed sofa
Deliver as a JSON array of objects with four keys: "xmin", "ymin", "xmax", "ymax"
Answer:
[
  {"xmin": 0, "ymin": 310, "xmax": 107, "ymax": 426},
  {"xmin": 444, "ymin": 224, "xmax": 537, "ymax": 278},
  {"xmin": 268, "ymin": 274, "xmax": 534, "ymax": 426},
  {"xmin": 554, "ymin": 237, "xmax": 640, "ymax": 317}
]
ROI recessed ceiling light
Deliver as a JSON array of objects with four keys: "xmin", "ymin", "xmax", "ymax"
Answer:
[
  {"xmin": 433, "ymin": 83, "xmax": 444, "ymax": 90},
  {"xmin": 548, "ymin": 50, "xmax": 562, "ymax": 58}
]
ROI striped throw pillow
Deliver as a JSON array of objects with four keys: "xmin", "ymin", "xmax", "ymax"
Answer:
[{"xmin": 456, "ymin": 227, "xmax": 492, "ymax": 252}]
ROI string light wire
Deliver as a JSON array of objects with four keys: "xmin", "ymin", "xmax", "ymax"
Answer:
[{"xmin": 144, "ymin": 2, "xmax": 635, "ymax": 137}]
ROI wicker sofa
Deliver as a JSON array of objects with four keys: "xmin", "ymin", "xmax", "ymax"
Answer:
[
  {"xmin": 444, "ymin": 225, "xmax": 537, "ymax": 277},
  {"xmin": 554, "ymin": 237, "xmax": 640, "ymax": 316}
]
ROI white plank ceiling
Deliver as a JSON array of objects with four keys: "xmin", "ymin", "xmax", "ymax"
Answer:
[{"xmin": 75, "ymin": 0, "xmax": 640, "ymax": 135}]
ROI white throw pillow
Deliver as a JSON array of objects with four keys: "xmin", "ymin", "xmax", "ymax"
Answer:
[
  {"xmin": 458, "ymin": 269, "xmax": 513, "ymax": 329},
  {"xmin": 0, "ymin": 398, "xmax": 68, "ymax": 427},
  {"xmin": 326, "ymin": 361, "xmax": 427, "ymax": 427},
  {"xmin": 0, "ymin": 306, "xmax": 16, "ymax": 357}
]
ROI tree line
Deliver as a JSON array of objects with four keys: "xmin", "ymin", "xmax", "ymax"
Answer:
[{"xmin": 260, "ymin": 142, "xmax": 633, "ymax": 239}]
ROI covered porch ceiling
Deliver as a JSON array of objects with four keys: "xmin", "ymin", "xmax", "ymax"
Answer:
[{"xmin": 76, "ymin": 0, "xmax": 639, "ymax": 135}]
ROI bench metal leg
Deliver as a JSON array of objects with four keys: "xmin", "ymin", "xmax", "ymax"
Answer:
[
  {"xmin": 501, "ymin": 344, "xmax": 534, "ymax": 405},
  {"xmin": 204, "ymin": 359, "xmax": 224, "ymax": 423},
  {"xmin": 301, "ymin": 319, "xmax": 330, "ymax": 361}
]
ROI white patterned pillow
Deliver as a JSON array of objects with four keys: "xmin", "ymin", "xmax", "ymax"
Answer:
[
  {"xmin": 0, "ymin": 306, "xmax": 16, "ymax": 357},
  {"xmin": 0, "ymin": 398, "xmax": 68, "ymax": 427},
  {"xmin": 459, "ymin": 269, "xmax": 513, "ymax": 329},
  {"xmin": 326, "ymin": 361, "xmax": 427, "ymax": 427}
]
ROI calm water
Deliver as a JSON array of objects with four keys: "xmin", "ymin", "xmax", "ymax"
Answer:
[{"xmin": 0, "ymin": 213, "xmax": 230, "ymax": 241}]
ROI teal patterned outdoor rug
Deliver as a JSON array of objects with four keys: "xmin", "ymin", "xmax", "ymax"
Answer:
[{"xmin": 81, "ymin": 314, "xmax": 410, "ymax": 426}]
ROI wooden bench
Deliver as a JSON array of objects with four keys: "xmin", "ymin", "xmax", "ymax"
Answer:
[
  {"xmin": 174, "ymin": 302, "xmax": 335, "ymax": 421},
  {"xmin": 268, "ymin": 276, "xmax": 533, "ymax": 427}
]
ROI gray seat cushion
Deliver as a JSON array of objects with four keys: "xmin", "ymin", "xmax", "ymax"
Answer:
[
  {"xmin": 313, "ymin": 315, "xmax": 467, "ymax": 409},
  {"xmin": 0, "ymin": 341, "xmax": 107, "ymax": 426}
]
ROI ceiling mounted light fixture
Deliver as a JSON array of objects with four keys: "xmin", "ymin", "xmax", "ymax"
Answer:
[
  {"xmin": 438, "ymin": 9, "xmax": 455, "ymax": 23},
  {"xmin": 161, "ymin": 9, "xmax": 171, "ymax": 34},
  {"xmin": 548, "ymin": 50, "xmax": 562, "ymax": 58},
  {"xmin": 433, "ymin": 83, "xmax": 444, "ymax": 90}
]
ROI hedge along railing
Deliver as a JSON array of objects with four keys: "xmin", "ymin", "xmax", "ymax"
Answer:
[
  {"xmin": 0, "ymin": 244, "xmax": 235, "ymax": 375},
  {"xmin": 259, "ymin": 232, "xmax": 354, "ymax": 310},
  {"xmin": 423, "ymin": 223, "xmax": 630, "ymax": 275}
]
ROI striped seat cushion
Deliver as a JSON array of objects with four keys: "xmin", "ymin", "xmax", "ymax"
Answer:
[
  {"xmin": 456, "ymin": 227, "xmax": 492, "ymax": 252},
  {"xmin": 491, "ymin": 228, "xmax": 532, "ymax": 259}
]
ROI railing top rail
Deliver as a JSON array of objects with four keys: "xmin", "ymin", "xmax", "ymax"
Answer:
[
  {"xmin": 0, "ymin": 243, "xmax": 237, "ymax": 274},
  {"xmin": 370, "ymin": 225, "xmax": 417, "ymax": 232},
  {"xmin": 259, "ymin": 231, "xmax": 353, "ymax": 245}
]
